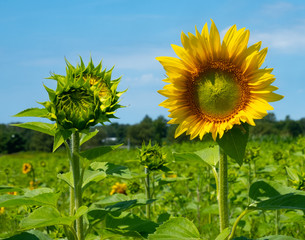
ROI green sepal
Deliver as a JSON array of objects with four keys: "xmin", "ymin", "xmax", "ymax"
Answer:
[{"xmin": 43, "ymin": 84, "xmax": 56, "ymax": 102}]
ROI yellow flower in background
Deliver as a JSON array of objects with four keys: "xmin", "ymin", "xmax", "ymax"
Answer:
[
  {"xmin": 8, "ymin": 191, "xmax": 17, "ymax": 195},
  {"xmin": 22, "ymin": 163, "xmax": 32, "ymax": 174},
  {"xmin": 157, "ymin": 20, "xmax": 283, "ymax": 140},
  {"xmin": 0, "ymin": 207, "xmax": 4, "ymax": 214},
  {"xmin": 110, "ymin": 182, "xmax": 127, "ymax": 195}
]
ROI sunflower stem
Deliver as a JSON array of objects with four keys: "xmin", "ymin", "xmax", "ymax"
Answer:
[
  {"xmin": 218, "ymin": 149, "xmax": 229, "ymax": 232},
  {"xmin": 145, "ymin": 168, "xmax": 151, "ymax": 219},
  {"xmin": 70, "ymin": 132, "xmax": 83, "ymax": 240}
]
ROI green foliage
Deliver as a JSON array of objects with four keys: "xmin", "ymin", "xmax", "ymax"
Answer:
[
  {"xmin": 148, "ymin": 217, "xmax": 201, "ymax": 240},
  {"xmin": 19, "ymin": 206, "xmax": 74, "ymax": 230},
  {"xmin": 0, "ymin": 188, "xmax": 59, "ymax": 207},
  {"xmin": 3, "ymin": 230, "xmax": 53, "ymax": 240},
  {"xmin": 1, "ymin": 138, "xmax": 305, "ymax": 239}
]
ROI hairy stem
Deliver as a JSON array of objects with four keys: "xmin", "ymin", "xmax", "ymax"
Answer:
[
  {"xmin": 145, "ymin": 168, "xmax": 151, "ymax": 219},
  {"xmin": 218, "ymin": 150, "xmax": 229, "ymax": 232},
  {"xmin": 71, "ymin": 132, "xmax": 83, "ymax": 240}
]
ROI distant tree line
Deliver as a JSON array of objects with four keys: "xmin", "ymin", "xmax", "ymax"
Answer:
[{"xmin": 0, "ymin": 113, "xmax": 305, "ymax": 154}]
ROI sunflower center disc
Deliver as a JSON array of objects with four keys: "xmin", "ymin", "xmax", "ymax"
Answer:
[{"xmin": 194, "ymin": 70, "xmax": 241, "ymax": 118}]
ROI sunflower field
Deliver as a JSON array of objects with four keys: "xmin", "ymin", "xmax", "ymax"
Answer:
[
  {"xmin": 0, "ymin": 20, "xmax": 304, "ymax": 240},
  {"xmin": 0, "ymin": 138, "xmax": 304, "ymax": 239}
]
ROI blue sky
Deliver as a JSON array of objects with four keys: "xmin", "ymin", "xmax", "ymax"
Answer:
[{"xmin": 1, "ymin": 0, "xmax": 305, "ymax": 125}]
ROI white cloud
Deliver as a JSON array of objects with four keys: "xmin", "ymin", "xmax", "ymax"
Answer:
[
  {"xmin": 250, "ymin": 24, "xmax": 305, "ymax": 53},
  {"xmin": 261, "ymin": 2, "xmax": 296, "ymax": 16}
]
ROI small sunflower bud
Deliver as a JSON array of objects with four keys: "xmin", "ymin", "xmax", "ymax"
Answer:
[{"xmin": 139, "ymin": 142, "xmax": 167, "ymax": 171}]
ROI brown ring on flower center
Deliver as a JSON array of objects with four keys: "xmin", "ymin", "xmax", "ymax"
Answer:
[{"xmin": 186, "ymin": 61, "xmax": 250, "ymax": 123}]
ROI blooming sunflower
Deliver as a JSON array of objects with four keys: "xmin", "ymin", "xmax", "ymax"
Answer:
[
  {"xmin": 157, "ymin": 20, "xmax": 283, "ymax": 140},
  {"xmin": 22, "ymin": 163, "xmax": 32, "ymax": 174},
  {"xmin": 110, "ymin": 182, "xmax": 127, "ymax": 195}
]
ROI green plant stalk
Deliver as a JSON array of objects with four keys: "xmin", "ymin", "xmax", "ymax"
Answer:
[
  {"xmin": 145, "ymin": 167, "xmax": 151, "ymax": 219},
  {"xmin": 64, "ymin": 141, "xmax": 75, "ymax": 217},
  {"xmin": 71, "ymin": 132, "xmax": 83, "ymax": 240},
  {"xmin": 152, "ymin": 172, "xmax": 156, "ymax": 213},
  {"xmin": 275, "ymin": 210, "xmax": 280, "ymax": 235},
  {"xmin": 228, "ymin": 209, "xmax": 251, "ymax": 240},
  {"xmin": 196, "ymin": 170, "xmax": 201, "ymax": 226},
  {"xmin": 248, "ymin": 161, "xmax": 252, "ymax": 205},
  {"xmin": 218, "ymin": 150, "xmax": 229, "ymax": 232}
]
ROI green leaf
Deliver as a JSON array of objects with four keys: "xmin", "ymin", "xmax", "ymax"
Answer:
[
  {"xmin": 257, "ymin": 235, "xmax": 301, "ymax": 240},
  {"xmin": 215, "ymin": 227, "xmax": 230, "ymax": 240},
  {"xmin": 201, "ymin": 204, "xmax": 219, "ymax": 214},
  {"xmin": 80, "ymin": 144, "xmax": 122, "ymax": 160},
  {"xmin": 250, "ymin": 192, "xmax": 305, "ymax": 211},
  {"xmin": 285, "ymin": 167, "xmax": 300, "ymax": 182},
  {"xmin": 173, "ymin": 152, "xmax": 202, "ymax": 163},
  {"xmin": 82, "ymin": 169, "xmax": 107, "ymax": 190},
  {"xmin": 0, "ymin": 188, "xmax": 59, "ymax": 207},
  {"xmin": 249, "ymin": 180, "xmax": 298, "ymax": 201},
  {"xmin": 173, "ymin": 144, "xmax": 219, "ymax": 167},
  {"xmin": 11, "ymin": 122, "xmax": 55, "ymax": 136},
  {"xmin": 148, "ymin": 217, "xmax": 200, "ymax": 240},
  {"xmin": 13, "ymin": 108, "xmax": 49, "ymax": 118},
  {"xmin": 74, "ymin": 205, "xmax": 88, "ymax": 218},
  {"xmin": 20, "ymin": 206, "xmax": 74, "ymax": 230},
  {"xmin": 80, "ymin": 129, "xmax": 99, "ymax": 146},
  {"xmin": 194, "ymin": 144, "xmax": 220, "ymax": 166},
  {"xmin": 88, "ymin": 198, "xmax": 154, "ymax": 225},
  {"xmin": 53, "ymin": 129, "xmax": 72, "ymax": 152},
  {"xmin": 3, "ymin": 230, "xmax": 53, "ymax": 240},
  {"xmin": 216, "ymin": 123, "xmax": 249, "ymax": 166},
  {"xmin": 157, "ymin": 213, "xmax": 171, "ymax": 225},
  {"xmin": 94, "ymin": 194, "xmax": 129, "ymax": 205},
  {"xmin": 90, "ymin": 162, "xmax": 138, "ymax": 179},
  {"xmin": 104, "ymin": 228, "xmax": 143, "ymax": 239},
  {"xmin": 106, "ymin": 212, "xmax": 158, "ymax": 238},
  {"xmin": 57, "ymin": 172, "xmax": 73, "ymax": 188},
  {"xmin": 249, "ymin": 180, "xmax": 305, "ymax": 211},
  {"xmin": 0, "ymin": 185, "xmax": 23, "ymax": 194}
]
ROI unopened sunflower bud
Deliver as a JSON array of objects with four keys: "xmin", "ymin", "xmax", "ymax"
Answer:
[
  {"xmin": 41, "ymin": 57, "xmax": 125, "ymax": 131},
  {"xmin": 138, "ymin": 141, "xmax": 167, "ymax": 171},
  {"xmin": 55, "ymin": 87, "xmax": 100, "ymax": 130}
]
